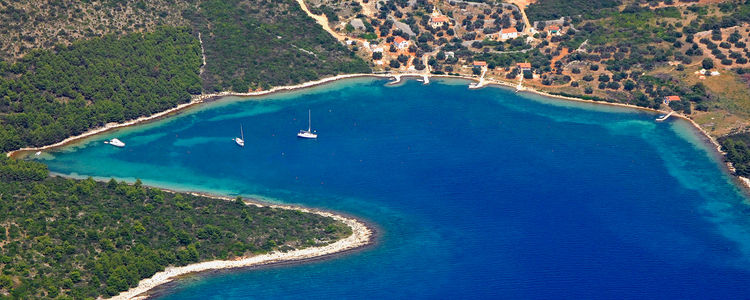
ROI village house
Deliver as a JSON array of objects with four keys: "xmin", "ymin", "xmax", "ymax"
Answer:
[
  {"xmin": 517, "ymin": 62, "xmax": 532, "ymax": 71},
  {"xmin": 499, "ymin": 27, "xmax": 519, "ymax": 40},
  {"xmin": 393, "ymin": 36, "xmax": 409, "ymax": 50},
  {"xmin": 473, "ymin": 61, "xmax": 487, "ymax": 67},
  {"xmin": 548, "ymin": 25, "xmax": 560, "ymax": 35},
  {"xmin": 663, "ymin": 95, "xmax": 681, "ymax": 105},
  {"xmin": 430, "ymin": 15, "xmax": 450, "ymax": 28}
]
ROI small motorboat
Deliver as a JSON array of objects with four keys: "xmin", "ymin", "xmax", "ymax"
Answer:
[{"xmin": 104, "ymin": 138, "xmax": 125, "ymax": 147}]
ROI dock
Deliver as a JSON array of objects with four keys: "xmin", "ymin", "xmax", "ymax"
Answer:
[
  {"xmin": 655, "ymin": 111, "xmax": 674, "ymax": 122},
  {"xmin": 515, "ymin": 76, "xmax": 524, "ymax": 92},
  {"xmin": 388, "ymin": 74, "xmax": 402, "ymax": 85},
  {"xmin": 468, "ymin": 67, "xmax": 487, "ymax": 89}
]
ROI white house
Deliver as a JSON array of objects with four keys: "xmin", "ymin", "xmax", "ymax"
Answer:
[
  {"xmin": 393, "ymin": 36, "xmax": 409, "ymax": 50},
  {"xmin": 499, "ymin": 28, "xmax": 519, "ymax": 40}
]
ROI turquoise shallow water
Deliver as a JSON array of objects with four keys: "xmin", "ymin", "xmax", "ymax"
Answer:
[{"xmin": 37, "ymin": 78, "xmax": 750, "ymax": 298}]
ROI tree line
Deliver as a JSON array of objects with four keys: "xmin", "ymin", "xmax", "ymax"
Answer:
[{"xmin": 0, "ymin": 27, "xmax": 203, "ymax": 153}]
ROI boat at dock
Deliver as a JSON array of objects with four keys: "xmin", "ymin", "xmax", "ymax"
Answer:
[
  {"xmin": 656, "ymin": 111, "xmax": 674, "ymax": 122},
  {"xmin": 104, "ymin": 138, "xmax": 125, "ymax": 148}
]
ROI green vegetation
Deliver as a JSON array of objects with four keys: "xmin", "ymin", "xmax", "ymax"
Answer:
[
  {"xmin": 0, "ymin": 157, "xmax": 351, "ymax": 299},
  {"xmin": 0, "ymin": 27, "xmax": 202, "ymax": 153},
  {"xmin": 719, "ymin": 132, "xmax": 750, "ymax": 176},
  {"xmin": 526, "ymin": 0, "xmax": 621, "ymax": 22},
  {"xmin": 182, "ymin": 0, "xmax": 370, "ymax": 92},
  {"xmin": 0, "ymin": 0, "xmax": 192, "ymax": 62},
  {"xmin": 565, "ymin": 6, "xmax": 683, "ymax": 48}
]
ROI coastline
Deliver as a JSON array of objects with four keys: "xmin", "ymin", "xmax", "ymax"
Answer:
[
  {"xmin": 8, "ymin": 72, "xmax": 747, "ymax": 190},
  {"xmin": 108, "ymin": 189, "xmax": 374, "ymax": 300},
  {"xmin": 4, "ymin": 72, "xmax": 660, "ymax": 158},
  {"xmin": 6, "ymin": 73, "xmax": 413, "ymax": 158}
]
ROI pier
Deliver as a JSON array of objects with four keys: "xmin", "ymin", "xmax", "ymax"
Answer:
[
  {"xmin": 469, "ymin": 67, "xmax": 487, "ymax": 89},
  {"xmin": 655, "ymin": 111, "xmax": 674, "ymax": 122}
]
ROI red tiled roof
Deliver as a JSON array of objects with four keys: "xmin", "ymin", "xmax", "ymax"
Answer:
[
  {"xmin": 517, "ymin": 62, "xmax": 531, "ymax": 69},
  {"xmin": 473, "ymin": 61, "xmax": 487, "ymax": 66},
  {"xmin": 431, "ymin": 15, "xmax": 450, "ymax": 23},
  {"xmin": 393, "ymin": 36, "xmax": 407, "ymax": 44},
  {"xmin": 549, "ymin": 25, "xmax": 560, "ymax": 30},
  {"xmin": 501, "ymin": 28, "xmax": 518, "ymax": 34},
  {"xmin": 665, "ymin": 95, "xmax": 681, "ymax": 101}
]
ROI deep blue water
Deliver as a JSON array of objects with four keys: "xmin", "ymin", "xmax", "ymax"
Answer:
[{"xmin": 37, "ymin": 78, "xmax": 750, "ymax": 298}]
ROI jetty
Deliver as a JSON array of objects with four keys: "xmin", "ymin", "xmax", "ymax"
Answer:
[
  {"xmin": 515, "ymin": 75, "xmax": 524, "ymax": 92},
  {"xmin": 469, "ymin": 66, "xmax": 487, "ymax": 89},
  {"xmin": 656, "ymin": 111, "xmax": 674, "ymax": 122},
  {"xmin": 389, "ymin": 73, "xmax": 430, "ymax": 85},
  {"xmin": 388, "ymin": 74, "xmax": 402, "ymax": 85}
]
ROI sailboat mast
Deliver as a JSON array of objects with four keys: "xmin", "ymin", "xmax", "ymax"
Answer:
[
  {"xmin": 240, "ymin": 125, "xmax": 244, "ymax": 140},
  {"xmin": 308, "ymin": 109, "xmax": 311, "ymax": 131}
]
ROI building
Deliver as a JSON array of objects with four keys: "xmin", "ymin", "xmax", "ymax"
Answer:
[
  {"xmin": 548, "ymin": 25, "xmax": 560, "ymax": 35},
  {"xmin": 430, "ymin": 15, "xmax": 450, "ymax": 28},
  {"xmin": 500, "ymin": 28, "xmax": 519, "ymax": 40},
  {"xmin": 473, "ymin": 61, "xmax": 487, "ymax": 67},
  {"xmin": 517, "ymin": 62, "xmax": 532, "ymax": 71},
  {"xmin": 664, "ymin": 95, "xmax": 681, "ymax": 104},
  {"xmin": 393, "ymin": 36, "xmax": 409, "ymax": 50}
]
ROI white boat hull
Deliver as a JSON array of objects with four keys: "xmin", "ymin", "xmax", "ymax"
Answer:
[
  {"xmin": 297, "ymin": 131, "xmax": 317, "ymax": 139},
  {"xmin": 105, "ymin": 138, "xmax": 125, "ymax": 147},
  {"xmin": 234, "ymin": 138, "xmax": 245, "ymax": 147}
]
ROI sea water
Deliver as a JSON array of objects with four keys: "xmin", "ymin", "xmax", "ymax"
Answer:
[{"xmin": 38, "ymin": 78, "xmax": 750, "ymax": 298}]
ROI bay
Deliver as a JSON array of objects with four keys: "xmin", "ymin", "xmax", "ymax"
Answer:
[{"xmin": 37, "ymin": 77, "xmax": 750, "ymax": 298}]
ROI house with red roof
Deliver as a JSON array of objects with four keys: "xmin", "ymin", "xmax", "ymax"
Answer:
[
  {"xmin": 473, "ymin": 61, "xmax": 487, "ymax": 67},
  {"xmin": 548, "ymin": 25, "xmax": 560, "ymax": 35},
  {"xmin": 517, "ymin": 62, "xmax": 532, "ymax": 71},
  {"xmin": 430, "ymin": 15, "xmax": 450, "ymax": 28},
  {"xmin": 664, "ymin": 95, "xmax": 681, "ymax": 104},
  {"xmin": 393, "ymin": 36, "xmax": 409, "ymax": 50},
  {"xmin": 500, "ymin": 27, "xmax": 519, "ymax": 40}
]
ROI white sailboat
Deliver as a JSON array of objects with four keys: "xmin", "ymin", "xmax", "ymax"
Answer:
[
  {"xmin": 297, "ymin": 109, "xmax": 318, "ymax": 139},
  {"xmin": 104, "ymin": 138, "xmax": 125, "ymax": 148},
  {"xmin": 234, "ymin": 125, "xmax": 245, "ymax": 147}
]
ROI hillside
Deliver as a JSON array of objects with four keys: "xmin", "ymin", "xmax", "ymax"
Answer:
[
  {"xmin": 0, "ymin": 0, "xmax": 192, "ymax": 62},
  {"xmin": 184, "ymin": 0, "xmax": 371, "ymax": 92},
  {"xmin": 0, "ymin": 27, "xmax": 202, "ymax": 153}
]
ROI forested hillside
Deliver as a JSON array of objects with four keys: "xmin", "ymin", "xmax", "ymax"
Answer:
[
  {"xmin": 0, "ymin": 0, "xmax": 192, "ymax": 62},
  {"xmin": 526, "ymin": 0, "xmax": 622, "ymax": 21},
  {"xmin": 0, "ymin": 27, "xmax": 202, "ymax": 153},
  {"xmin": 182, "ymin": 0, "xmax": 370, "ymax": 92},
  {"xmin": 720, "ymin": 132, "xmax": 750, "ymax": 176},
  {"xmin": 0, "ymin": 157, "xmax": 351, "ymax": 299}
]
